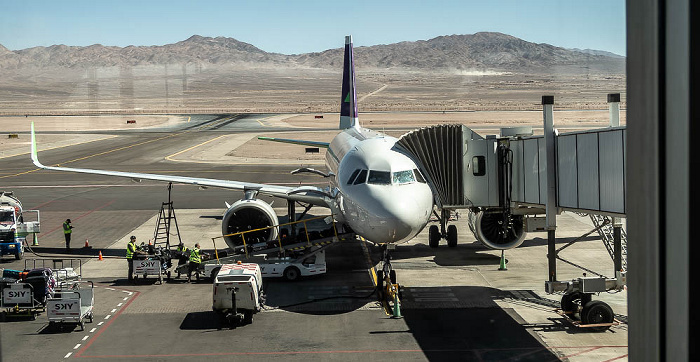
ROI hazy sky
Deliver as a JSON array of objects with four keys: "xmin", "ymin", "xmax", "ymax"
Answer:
[{"xmin": 0, "ymin": 0, "xmax": 626, "ymax": 55}]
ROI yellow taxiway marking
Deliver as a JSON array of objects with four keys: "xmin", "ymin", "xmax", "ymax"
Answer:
[
  {"xmin": 164, "ymin": 135, "xmax": 228, "ymax": 162},
  {"xmin": 187, "ymin": 116, "xmax": 191, "ymax": 122},
  {"xmin": 256, "ymin": 115, "xmax": 275, "ymax": 127}
]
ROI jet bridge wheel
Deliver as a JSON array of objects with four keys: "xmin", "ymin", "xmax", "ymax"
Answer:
[
  {"xmin": 581, "ymin": 300, "xmax": 614, "ymax": 331},
  {"xmin": 428, "ymin": 225, "xmax": 440, "ymax": 248},
  {"xmin": 560, "ymin": 292, "xmax": 582, "ymax": 314},
  {"xmin": 446, "ymin": 225, "xmax": 458, "ymax": 247}
]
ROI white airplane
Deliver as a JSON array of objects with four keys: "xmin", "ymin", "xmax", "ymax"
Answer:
[{"xmin": 30, "ymin": 36, "xmax": 435, "ymax": 284}]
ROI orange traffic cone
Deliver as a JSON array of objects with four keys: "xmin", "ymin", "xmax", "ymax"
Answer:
[
  {"xmin": 98, "ymin": 251, "xmax": 103, "ymax": 261},
  {"xmin": 84, "ymin": 239, "xmax": 92, "ymax": 249}
]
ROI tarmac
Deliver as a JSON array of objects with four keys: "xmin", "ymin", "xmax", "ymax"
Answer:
[{"xmin": 0, "ymin": 114, "xmax": 628, "ymax": 361}]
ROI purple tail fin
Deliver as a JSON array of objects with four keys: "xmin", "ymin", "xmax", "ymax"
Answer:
[{"xmin": 339, "ymin": 35, "xmax": 358, "ymax": 129}]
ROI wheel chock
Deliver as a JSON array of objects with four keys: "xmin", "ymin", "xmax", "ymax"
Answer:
[{"xmin": 498, "ymin": 250, "xmax": 507, "ymax": 271}]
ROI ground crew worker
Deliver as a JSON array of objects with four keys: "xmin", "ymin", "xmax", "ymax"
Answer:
[
  {"xmin": 176, "ymin": 242, "xmax": 189, "ymax": 267},
  {"xmin": 187, "ymin": 243, "xmax": 202, "ymax": 282},
  {"xmin": 63, "ymin": 219, "xmax": 73, "ymax": 250},
  {"xmin": 126, "ymin": 235, "xmax": 137, "ymax": 282}
]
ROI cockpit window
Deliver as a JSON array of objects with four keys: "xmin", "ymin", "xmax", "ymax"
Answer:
[
  {"xmin": 353, "ymin": 169, "xmax": 368, "ymax": 185},
  {"xmin": 413, "ymin": 169, "xmax": 427, "ymax": 183},
  {"xmin": 347, "ymin": 169, "xmax": 361, "ymax": 185},
  {"xmin": 367, "ymin": 170, "xmax": 391, "ymax": 185},
  {"xmin": 393, "ymin": 170, "xmax": 416, "ymax": 184}
]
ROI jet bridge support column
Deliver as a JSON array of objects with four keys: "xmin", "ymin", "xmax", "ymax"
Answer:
[
  {"xmin": 543, "ymin": 95, "xmax": 557, "ymax": 282},
  {"xmin": 609, "ymin": 93, "xmax": 623, "ymax": 275}
]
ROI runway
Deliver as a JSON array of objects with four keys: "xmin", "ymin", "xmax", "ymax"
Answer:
[{"xmin": 0, "ymin": 114, "xmax": 627, "ymax": 361}]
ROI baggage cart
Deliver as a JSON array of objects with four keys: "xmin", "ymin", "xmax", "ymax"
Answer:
[
  {"xmin": 0, "ymin": 282, "xmax": 42, "ymax": 320},
  {"xmin": 47, "ymin": 280, "xmax": 94, "ymax": 331}
]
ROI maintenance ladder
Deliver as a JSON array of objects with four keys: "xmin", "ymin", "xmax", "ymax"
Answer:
[{"xmin": 152, "ymin": 201, "xmax": 181, "ymax": 250}]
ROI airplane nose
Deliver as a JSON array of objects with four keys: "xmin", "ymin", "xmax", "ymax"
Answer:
[{"xmin": 368, "ymin": 194, "xmax": 425, "ymax": 242}]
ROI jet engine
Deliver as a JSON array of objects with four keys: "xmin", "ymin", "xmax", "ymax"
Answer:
[
  {"xmin": 467, "ymin": 210, "xmax": 526, "ymax": 250},
  {"xmin": 221, "ymin": 198, "xmax": 278, "ymax": 250}
]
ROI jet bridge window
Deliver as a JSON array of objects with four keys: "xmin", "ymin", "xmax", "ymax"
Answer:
[
  {"xmin": 353, "ymin": 169, "xmax": 368, "ymax": 185},
  {"xmin": 346, "ymin": 169, "xmax": 361, "ymax": 185},
  {"xmin": 392, "ymin": 170, "xmax": 416, "ymax": 184},
  {"xmin": 368, "ymin": 170, "xmax": 391, "ymax": 185},
  {"xmin": 472, "ymin": 156, "xmax": 486, "ymax": 176}
]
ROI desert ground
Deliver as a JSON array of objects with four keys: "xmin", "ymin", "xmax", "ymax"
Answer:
[{"xmin": 0, "ymin": 66, "xmax": 625, "ymax": 115}]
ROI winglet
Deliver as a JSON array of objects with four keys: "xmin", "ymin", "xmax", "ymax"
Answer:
[
  {"xmin": 30, "ymin": 122, "xmax": 45, "ymax": 168},
  {"xmin": 339, "ymin": 35, "xmax": 359, "ymax": 130}
]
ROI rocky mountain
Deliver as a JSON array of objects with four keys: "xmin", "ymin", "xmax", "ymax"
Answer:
[
  {"xmin": 0, "ymin": 32, "xmax": 624, "ymax": 73},
  {"xmin": 569, "ymin": 48, "xmax": 625, "ymax": 59}
]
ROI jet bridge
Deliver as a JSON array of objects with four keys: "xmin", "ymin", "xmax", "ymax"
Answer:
[{"xmin": 396, "ymin": 94, "xmax": 627, "ymax": 330}]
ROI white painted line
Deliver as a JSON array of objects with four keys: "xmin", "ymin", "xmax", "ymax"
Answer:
[
  {"xmin": 105, "ymin": 287, "xmax": 115, "ymax": 291},
  {"xmin": 128, "ymin": 292, "xmax": 133, "ymax": 296},
  {"xmin": 90, "ymin": 328, "xmax": 97, "ymax": 333},
  {"xmin": 73, "ymin": 344, "xmax": 81, "ymax": 350},
  {"xmin": 64, "ymin": 352, "xmax": 72, "ymax": 358},
  {"xmin": 82, "ymin": 336, "xmax": 89, "ymax": 341},
  {"xmin": 123, "ymin": 297, "xmax": 129, "ymax": 301},
  {"xmin": 98, "ymin": 322, "xmax": 104, "ymax": 326},
  {"xmin": 111, "ymin": 309, "xmax": 117, "ymax": 313},
  {"xmin": 117, "ymin": 303, "xmax": 123, "ymax": 307},
  {"xmin": 105, "ymin": 315, "xmax": 111, "ymax": 319}
]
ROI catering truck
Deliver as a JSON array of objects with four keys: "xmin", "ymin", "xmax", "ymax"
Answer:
[{"xmin": 0, "ymin": 192, "xmax": 40, "ymax": 260}]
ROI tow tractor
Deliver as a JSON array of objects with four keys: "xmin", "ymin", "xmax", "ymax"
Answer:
[
  {"xmin": 185, "ymin": 215, "xmax": 354, "ymax": 281},
  {"xmin": 1, "ymin": 191, "xmax": 41, "ymax": 260}
]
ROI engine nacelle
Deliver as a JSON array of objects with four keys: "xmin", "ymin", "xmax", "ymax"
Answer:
[
  {"xmin": 221, "ymin": 198, "xmax": 278, "ymax": 250},
  {"xmin": 467, "ymin": 210, "xmax": 526, "ymax": 250}
]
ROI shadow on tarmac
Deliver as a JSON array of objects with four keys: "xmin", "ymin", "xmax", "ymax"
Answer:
[{"xmin": 399, "ymin": 307, "xmax": 560, "ymax": 361}]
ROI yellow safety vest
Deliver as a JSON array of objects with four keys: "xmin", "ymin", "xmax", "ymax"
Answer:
[
  {"xmin": 189, "ymin": 248, "xmax": 201, "ymax": 264},
  {"xmin": 126, "ymin": 242, "xmax": 136, "ymax": 259},
  {"xmin": 63, "ymin": 222, "xmax": 72, "ymax": 234}
]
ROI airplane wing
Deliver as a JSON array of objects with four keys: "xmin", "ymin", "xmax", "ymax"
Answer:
[
  {"xmin": 257, "ymin": 136, "xmax": 330, "ymax": 148},
  {"xmin": 30, "ymin": 123, "xmax": 332, "ymax": 206}
]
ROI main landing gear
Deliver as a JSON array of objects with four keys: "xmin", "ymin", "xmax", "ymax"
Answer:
[
  {"xmin": 428, "ymin": 209, "xmax": 458, "ymax": 248},
  {"xmin": 376, "ymin": 245, "xmax": 402, "ymax": 318}
]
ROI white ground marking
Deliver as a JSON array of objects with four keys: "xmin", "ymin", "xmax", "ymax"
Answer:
[
  {"xmin": 117, "ymin": 303, "xmax": 123, "ymax": 307},
  {"xmin": 123, "ymin": 297, "xmax": 129, "ymax": 301},
  {"xmin": 64, "ymin": 353, "xmax": 72, "ymax": 358},
  {"xmin": 98, "ymin": 322, "xmax": 104, "ymax": 326},
  {"xmin": 105, "ymin": 288, "xmax": 115, "ymax": 291},
  {"xmin": 90, "ymin": 328, "xmax": 97, "ymax": 333},
  {"xmin": 82, "ymin": 336, "xmax": 89, "ymax": 341},
  {"xmin": 73, "ymin": 344, "xmax": 81, "ymax": 350},
  {"xmin": 104, "ymin": 315, "xmax": 111, "ymax": 319},
  {"xmin": 111, "ymin": 309, "xmax": 117, "ymax": 313}
]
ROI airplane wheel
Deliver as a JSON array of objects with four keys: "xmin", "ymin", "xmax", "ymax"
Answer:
[
  {"xmin": 447, "ymin": 225, "xmax": 458, "ymax": 247},
  {"xmin": 376, "ymin": 270, "xmax": 384, "ymax": 289},
  {"xmin": 428, "ymin": 225, "xmax": 440, "ymax": 248},
  {"xmin": 581, "ymin": 300, "xmax": 614, "ymax": 331},
  {"xmin": 389, "ymin": 270, "xmax": 396, "ymax": 285}
]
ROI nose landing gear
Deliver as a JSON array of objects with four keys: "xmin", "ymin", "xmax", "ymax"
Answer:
[
  {"xmin": 429, "ymin": 209, "xmax": 458, "ymax": 248},
  {"xmin": 377, "ymin": 246, "xmax": 402, "ymax": 318}
]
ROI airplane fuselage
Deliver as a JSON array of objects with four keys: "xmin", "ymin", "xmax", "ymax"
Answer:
[{"xmin": 325, "ymin": 127, "xmax": 434, "ymax": 244}]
